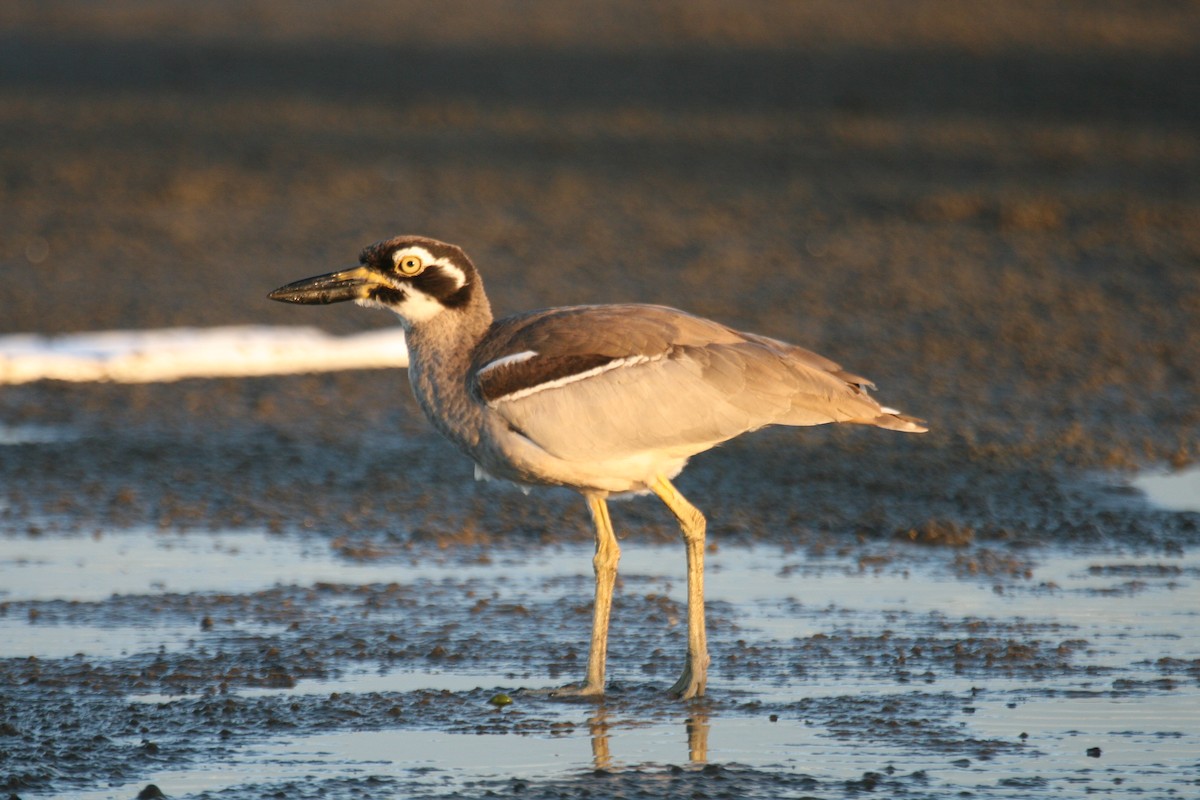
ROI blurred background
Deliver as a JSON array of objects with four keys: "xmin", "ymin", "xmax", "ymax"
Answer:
[
  {"xmin": 2, "ymin": 6, "xmax": 1199, "ymax": 795},
  {"xmin": 1, "ymin": 0, "xmax": 1198, "ymax": 530}
]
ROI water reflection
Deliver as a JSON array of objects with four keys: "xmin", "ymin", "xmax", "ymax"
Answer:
[
  {"xmin": 588, "ymin": 708, "xmax": 612, "ymax": 769},
  {"xmin": 685, "ymin": 709, "xmax": 710, "ymax": 763},
  {"xmin": 586, "ymin": 704, "xmax": 710, "ymax": 770}
]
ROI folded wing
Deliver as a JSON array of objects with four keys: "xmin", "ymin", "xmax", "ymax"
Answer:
[{"xmin": 469, "ymin": 304, "xmax": 924, "ymax": 463}]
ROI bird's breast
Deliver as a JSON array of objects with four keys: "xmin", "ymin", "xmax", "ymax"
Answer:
[{"xmin": 406, "ymin": 351, "xmax": 486, "ymax": 456}]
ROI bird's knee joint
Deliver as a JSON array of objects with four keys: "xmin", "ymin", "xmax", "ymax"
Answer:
[
  {"xmin": 679, "ymin": 512, "xmax": 706, "ymax": 541},
  {"xmin": 593, "ymin": 549, "xmax": 620, "ymax": 575}
]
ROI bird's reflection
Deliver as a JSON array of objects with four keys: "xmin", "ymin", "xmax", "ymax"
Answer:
[
  {"xmin": 586, "ymin": 704, "xmax": 710, "ymax": 770},
  {"xmin": 588, "ymin": 708, "xmax": 613, "ymax": 770},
  {"xmin": 685, "ymin": 711, "xmax": 710, "ymax": 763}
]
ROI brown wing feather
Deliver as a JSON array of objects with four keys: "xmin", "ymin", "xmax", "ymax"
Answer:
[
  {"xmin": 468, "ymin": 304, "xmax": 923, "ymax": 462},
  {"xmin": 469, "ymin": 304, "xmax": 742, "ymax": 403},
  {"xmin": 472, "ymin": 305, "xmax": 741, "ymax": 362},
  {"xmin": 475, "ymin": 352, "xmax": 616, "ymax": 404}
]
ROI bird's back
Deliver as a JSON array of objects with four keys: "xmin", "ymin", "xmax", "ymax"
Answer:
[{"xmin": 468, "ymin": 304, "xmax": 923, "ymax": 472}]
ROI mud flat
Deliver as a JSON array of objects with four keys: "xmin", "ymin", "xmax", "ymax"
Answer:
[
  {"xmin": 2, "ymin": 528, "xmax": 1199, "ymax": 798},
  {"xmin": 2, "ymin": 1, "xmax": 1199, "ymax": 798}
]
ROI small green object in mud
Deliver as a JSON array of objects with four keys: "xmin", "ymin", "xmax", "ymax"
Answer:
[{"xmin": 489, "ymin": 692, "xmax": 514, "ymax": 707}]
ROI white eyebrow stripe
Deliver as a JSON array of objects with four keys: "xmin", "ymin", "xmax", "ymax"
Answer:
[
  {"xmin": 477, "ymin": 350, "xmax": 539, "ymax": 376},
  {"xmin": 489, "ymin": 353, "xmax": 658, "ymax": 405},
  {"xmin": 391, "ymin": 246, "xmax": 437, "ymax": 269},
  {"xmin": 435, "ymin": 261, "xmax": 468, "ymax": 290}
]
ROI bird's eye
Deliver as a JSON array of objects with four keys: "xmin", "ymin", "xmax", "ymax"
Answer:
[{"xmin": 397, "ymin": 255, "xmax": 424, "ymax": 275}]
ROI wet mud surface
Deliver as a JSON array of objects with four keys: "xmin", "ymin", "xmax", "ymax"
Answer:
[
  {"xmin": 3, "ymin": 535, "xmax": 1199, "ymax": 798},
  {"xmin": 3, "ymin": 1, "xmax": 1200, "ymax": 798}
]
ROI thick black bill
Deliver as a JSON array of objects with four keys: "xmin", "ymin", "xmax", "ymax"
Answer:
[{"xmin": 268, "ymin": 267, "xmax": 377, "ymax": 305}]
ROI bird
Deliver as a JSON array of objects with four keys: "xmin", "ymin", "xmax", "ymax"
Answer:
[{"xmin": 269, "ymin": 235, "xmax": 927, "ymax": 699}]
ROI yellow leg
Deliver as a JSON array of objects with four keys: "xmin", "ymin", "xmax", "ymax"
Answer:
[
  {"xmin": 579, "ymin": 493, "xmax": 620, "ymax": 695},
  {"xmin": 651, "ymin": 475, "xmax": 709, "ymax": 699}
]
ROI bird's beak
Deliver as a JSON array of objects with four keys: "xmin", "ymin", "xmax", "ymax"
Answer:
[{"xmin": 268, "ymin": 266, "xmax": 384, "ymax": 305}]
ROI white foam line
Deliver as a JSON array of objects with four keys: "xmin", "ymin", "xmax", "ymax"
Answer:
[{"xmin": 0, "ymin": 326, "xmax": 409, "ymax": 384}]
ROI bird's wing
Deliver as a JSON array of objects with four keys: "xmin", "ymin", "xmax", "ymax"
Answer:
[{"xmin": 468, "ymin": 305, "xmax": 905, "ymax": 463}]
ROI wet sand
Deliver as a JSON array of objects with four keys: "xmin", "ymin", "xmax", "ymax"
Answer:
[{"xmin": 2, "ymin": 2, "xmax": 1199, "ymax": 798}]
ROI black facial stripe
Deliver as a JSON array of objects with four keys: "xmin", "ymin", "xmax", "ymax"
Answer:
[
  {"xmin": 355, "ymin": 238, "xmax": 479, "ymax": 310},
  {"xmin": 414, "ymin": 267, "xmax": 474, "ymax": 308},
  {"xmin": 440, "ymin": 282, "xmax": 474, "ymax": 309},
  {"xmin": 369, "ymin": 286, "xmax": 407, "ymax": 305}
]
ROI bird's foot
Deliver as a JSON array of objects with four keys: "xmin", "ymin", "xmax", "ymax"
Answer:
[
  {"xmin": 668, "ymin": 665, "xmax": 707, "ymax": 700},
  {"xmin": 526, "ymin": 682, "xmax": 606, "ymax": 699}
]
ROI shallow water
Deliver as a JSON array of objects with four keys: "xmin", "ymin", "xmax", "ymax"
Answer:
[
  {"xmin": 0, "ymin": 325, "xmax": 409, "ymax": 384},
  {"xmin": 62, "ymin": 717, "xmax": 869, "ymax": 800},
  {"xmin": 1132, "ymin": 465, "xmax": 1200, "ymax": 513},
  {"xmin": 2, "ymin": 525, "xmax": 1197, "ymax": 799},
  {"xmin": 0, "ymin": 422, "xmax": 76, "ymax": 446}
]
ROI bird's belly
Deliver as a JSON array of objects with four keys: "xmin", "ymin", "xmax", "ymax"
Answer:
[{"xmin": 476, "ymin": 418, "xmax": 691, "ymax": 495}]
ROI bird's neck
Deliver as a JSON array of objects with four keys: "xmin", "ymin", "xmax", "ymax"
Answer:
[{"xmin": 403, "ymin": 293, "xmax": 494, "ymax": 455}]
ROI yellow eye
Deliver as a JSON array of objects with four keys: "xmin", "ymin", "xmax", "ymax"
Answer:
[{"xmin": 397, "ymin": 254, "xmax": 424, "ymax": 275}]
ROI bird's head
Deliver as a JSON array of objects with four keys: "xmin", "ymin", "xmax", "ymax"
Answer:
[{"xmin": 268, "ymin": 235, "xmax": 480, "ymax": 328}]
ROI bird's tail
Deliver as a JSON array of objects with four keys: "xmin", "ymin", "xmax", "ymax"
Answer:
[{"xmin": 855, "ymin": 408, "xmax": 929, "ymax": 433}]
